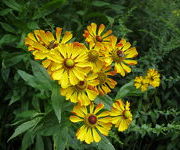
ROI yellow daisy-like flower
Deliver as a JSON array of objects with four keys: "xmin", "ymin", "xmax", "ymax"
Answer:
[
  {"xmin": 104, "ymin": 36, "xmax": 138, "ymax": 76},
  {"xmin": 61, "ymin": 73, "xmax": 99, "ymax": 106},
  {"xmin": 83, "ymin": 23, "xmax": 112, "ymax": 47},
  {"xmin": 86, "ymin": 43, "xmax": 106, "ymax": 72},
  {"xmin": 146, "ymin": 69, "xmax": 160, "ymax": 87},
  {"xmin": 70, "ymin": 103, "xmax": 112, "ymax": 144},
  {"xmin": 47, "ymin": 43, "xmax": 91, "ymax": 88},
  {"xmin": 96, "ymin": 66, "xmax": 117, "ymax": 95},
  {"xmin": 134, "ymin": 76, "xmax": 149, "ymax": 92},
  {"xmin": 25, "ymin": 27, "xmax": 73, "ymax": 60},
  {"xmin": 110, "ymin": 99, "xmax": 132, "ymax": 131}
]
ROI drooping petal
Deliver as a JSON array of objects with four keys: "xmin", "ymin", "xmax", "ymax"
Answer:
[
  {"xmin": 69, "ymin": 115, "xmax": 83, "ymax": 122},
  {"xmin": 92, "ymin": 128, "xmax": 101, "ymax": 142}
]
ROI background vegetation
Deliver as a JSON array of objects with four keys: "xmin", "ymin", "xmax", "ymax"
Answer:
[{"xmin": 0, "ymin": 0, "xmax": 180, "ymax": 150}]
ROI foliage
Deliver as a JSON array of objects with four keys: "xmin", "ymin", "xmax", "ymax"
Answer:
[{"xmin": 0, "ymin": 0, "xmax": 180, "ymax": 150}]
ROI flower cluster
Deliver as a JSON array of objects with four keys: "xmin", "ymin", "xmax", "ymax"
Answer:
[
  {"xmin": 25, "ymin": 23, "xmax": 159, "ymax": 144},
  {"xmin": 134, "ymin": 68, "xmax": 161, "ymax": 91}
]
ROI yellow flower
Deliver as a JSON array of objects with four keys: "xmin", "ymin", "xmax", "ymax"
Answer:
[
  {"xmin": 25, "ymin": 27, "xmax": 73, "ymax": 60},
  {"xmin": 146, "ymin": 69, "xmax": 160, "ymax": 87},
  {"xmin": 60, "ymin": 73, "xmax": 99, "ymax": 106},
  {"xmin": 96, "ymin": 66, "xmax": 117, "ymax": 95},
  {"xmin": 86, "ymin": 43, "xmax": 106, "ymax": 72},
  {"xmin": 47, "ymin": 43, "xmax": 91, "ymax": 88},
  {"xmin": 110, "ymin": 99, "xmax": 132, "ymax": 131},
  {"xmin": 83, "ymin": 23, "xmax": 112, "ymax": 47},
  {"xmin": 134, "ymin": 76, "xmax": 149, "ymax": 91},
  {"xmin": 104, "ymin": 36, "xmax": 138, "ymax": 76},
  {"xmin": 70, "ymin": 103, "xmax": 112, "ymax": 144}
]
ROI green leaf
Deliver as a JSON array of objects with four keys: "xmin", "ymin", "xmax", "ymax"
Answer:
[
  {"xmin": 3, "ymin": 0, "xmax": 23, "ymax": 12},
  {"xmin": 21, "ymin": 131, "xmax": 34, "ymax": 150},
  {"xmin": 97, "ymin": 135, "xmax": 115, "ymax": 150},
  {"xmin": 0, "ymin": 34, "xmax": 17, "ymax": 47},
  {"xmin": 51, "ymin": 84, "xmax": 65, "ymax": 123},
  {"xmin": 95, "ymin": 95, "xmax": 113, "ymax": 110},
  {"xmin": 35, "ymin": 136, "xmax": 44, "ymax": 150},
  {"xmin": 53, "ymin": 126, "xmax": 68, "ymax": 150},
  {"xmin": 31, "ymin": 60, "xmax": 53, "ymax": 90},
  {"xmin": 115, "ymin": 81, "xmax": 143, "ymax": 99},
  {"xmin": 0, "ymin": 22, "xmax": 16, "ymax": 33},
  {"xmin": 92, "ymin": 1, "xmax": 110, "ymax": 7},
  {"xmin": 33, "ymin": 0, "xmax": 66, "ymax": 19},
  {"xmin": 18, "ymin": 70, "xmax": 40, "ymax": 89},
  {"xmin": 8, "ymin": 117, "xmax": 41, "ymax": 141}
]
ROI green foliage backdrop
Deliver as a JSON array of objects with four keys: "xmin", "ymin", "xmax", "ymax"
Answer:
[{"xmin": 0, "ymin": 0, "xmax": 180, "ymax": 150}]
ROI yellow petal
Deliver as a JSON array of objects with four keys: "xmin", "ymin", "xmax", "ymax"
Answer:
[
  {"xmin": 92, "ymin": 128, "xmax": 101, "ymax": 142},
  {"xmin": 114, "ymin": 63, "xmax": 125, "ymax": 76},
  {"xmin": 122, "ymin": 42, "xmax": 131, "ymax": 51},
  {"xmin": 60, "ymin": 71, "xmax": 70, "ymax": 88},
  {"xmin": 61, "ymin": 31, "xmax": 72, "ymax": 43},
  {"xmin": 118, "ymin": 119, "xmax": 129, "ymax": 131},
  {"xmin": 52, "ymin": 70, "xmax": 64, "ymax": 80},
  {"xmin": 76, "ymin": 125, "xmax": 87, "ymax": 141},
  {"xmin": 123, "ymin": 60, "xmax": 137, "ymax": 65},
  {"xmin": 46, "ymin": 31, "xmax": 55, "ymax": 42},
  {"xmin": 42, "ymin": 59, "xmax": 51, "ymax": 68},
  {"xmin": 84, "ymin": 128, "xmax": 93, "ymax": 144},
  {"xmin": 94, "ymin": 104, "xmax": 104, "ymax": 114},
  {"xmin": 72, "ymin": 67, "xmax": 85, "ymax": 80},
  {"xmin": 69, "ymin": 70, "xmax": 79, "ymax": 85},
  {"xmin": 91, "ymin": 23, "xmax": 97, "ymax": 36},
  {"xmin": 69, "ymin": 116, "xmax": 83, "ymax": 122},
  {"xmin": 121, "ymin": 63, "xmax": 131, "ymax": 73},
  {"xmin": 73, "ymin": 105, "xmax": 85, "ymax": 117},
  {"xmin": 98, "ymin": 24, "xmax": 105, "ymax": 36},
  {"xmin": 86, "ymin": 89, "xmax": 98, "ymax": 100},
  {"xmin": 102, "ymin": 30, "xmax": 112, "ymax": 38},
  {"xmin": 55, "ymin": 27, "xmax": 62, "ymax": 42}
]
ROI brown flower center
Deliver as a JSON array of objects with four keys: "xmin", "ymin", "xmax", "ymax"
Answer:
[
  {"xmin": 64, "ymin": 58, "xmax": 75, "ymax": 68},
  {"xmin": 112, "ymin": 50, "xmax": 125, "ymax": 62},
  {"xmin": 88, "ymin": 50, "xmax": 99, "ymax": 62},
  {"xmin": 96, "ymin": 36, "xmax": 103, "ymax": 42},
  {"xmin": 98, "ymin": 72, "xmax": 107, "ymax": 84},
  {"xmin": 88, "ymin": 115, "xmax": 97, "ymax": 124},
  {"xmin": 123, "ymin": 110, "xmax": 132, "ymax": 119},
  {"xmin": 47, "ymin": 40, "xmax": 58, "ymax": 49},
  {"xmin": 75, "ymin": 81, "xmax": 87, "ymax": 90}
]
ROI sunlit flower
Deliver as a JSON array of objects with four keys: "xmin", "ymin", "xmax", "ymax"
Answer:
[
  {"xmin": 70, "ymin": 103, "xmax": 112, "ymax": 144},
  {"xmin": 134, "ymin": 76, "xmax": 149, "ymax": 91},
  {"xmin": 47, "ymin": 43, "xmax": 91, "ymax": 88},
  {"xmin": 104, "ymin": 36, "xmax": 138, "ymax": 76},
  {"xmin": 146, "ymin": 69, "xmax": 160, "ymax": 87},
  {"xmin": 96, "ymin": 66, "xmax": 117, "ymax": 95},
  {"xmin": 83, "ymin": 23, "xmax": 112, "ymax": 47},
  {"xmin": 25, "ymin": 27, "xmax": 73, "ymax": 60},
  {"xmin": 110, "ymin": 99, "xmax": 132, "ymax": 131},
  {"xmin": 61, "ymin": 73, "xmax": 99, "ymax": 106}
]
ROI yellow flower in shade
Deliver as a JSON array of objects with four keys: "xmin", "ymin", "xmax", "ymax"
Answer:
[
  {"xmin": 60, "ymin": 73, "xmax": 99, "ymax": 106},
  {"xmin": 47, "ymin": 43, "xmax": 91, "ymax": 88},
  {"xmin": 86, "ymin": 43, "xmax": 106, "ymax": 72},
  {"xmin": 83, "ymin": 23, "xmax": 112, "ymax": 47},
  {"xmin": 104, "ymin": 36, "xmax": 138, "ymax": 76},
  {"xmin": 110, "ymin": 99, "xmax": 132, "ymax": 131},
  {"xmin": 70, "ymin": 103, "xmax": 112, "ymax": 144},
  {"xmin": 146, "ymin": 69, "xmax": 160, "ymax": 87},
  {"xmin": 25, "ymin": 27, "xmax": 73, "ymax": 60},
  {"xmin": 134, "ymin": 76, "xmax": 149, "ymax": 92},
  {"xmin": 96, "ymin": 66, "xmax": 117, "ymax": 95}
]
